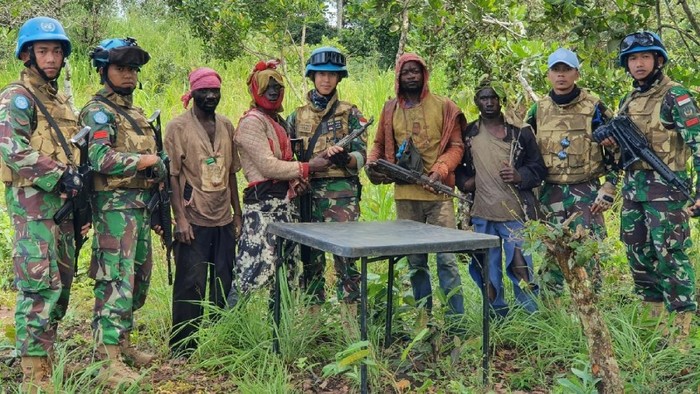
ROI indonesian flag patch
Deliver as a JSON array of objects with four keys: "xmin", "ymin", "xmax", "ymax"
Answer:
[
  {"xmin": 687, "ymin": 117, "xmax": 700, "ymax": 127},
  {"xmin": 677, "ymin": 94, "xmax": 692, "ymax": 106}
]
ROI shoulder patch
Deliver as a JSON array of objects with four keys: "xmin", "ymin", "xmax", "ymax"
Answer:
[
  {"xmin": 13, "ymin": 95, "xmax": 29, "ymax": 110},
  {"xmin": 93, "ymin": 111, "xmax": 109, "ymax": 125}
]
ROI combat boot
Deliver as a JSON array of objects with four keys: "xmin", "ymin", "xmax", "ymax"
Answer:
[
  {"xmin": 120, "ymin": 333, "xmax": 155, "ymax": 367},
  {"xmin": 20, "ymin": 356, "xmax": 53, "ymax": 394},
  {"xmin": 669, "ymin": 312, "xmax": 694, "ymax": 353},
  {"xmin": 96, "ymin": 344, "xmax": 140, "ymax": 388}
]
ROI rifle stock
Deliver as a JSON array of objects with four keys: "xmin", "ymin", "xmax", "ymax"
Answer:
[
  {"xmin": 371, "ymin": 159, "xmax": 468, "ymax": 202},
  {"xmin": 147, "ymin": 110, "xmax": 174, "ymax": 284},
  {"xmin": 53, "ymin": 126, "xmax": 92, "ymax": 275}
]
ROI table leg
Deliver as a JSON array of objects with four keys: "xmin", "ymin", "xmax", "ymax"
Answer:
[
  {"xmin": 361, "ymin": 256, "xmax": 368, "ymax": 394},
  {"xmin": 478, "ymin": 249, "xmax": 490, "ymax": 386},
  {"xmin": 384, "ymin": 256, "xmax": 395, "ymax": 347},
  {"xmin": 273, "ymin": 237, "xmax": 283, "ymax": 355}
]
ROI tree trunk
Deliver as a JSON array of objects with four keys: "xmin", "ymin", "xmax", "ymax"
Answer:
[
  {"xmin": 63, "ymin": 59, "xmax": 78, "ymax": 116},
  {"xmin": 395, "ymin": 0, "xmax": 410, "ymax": 67},
  {"xmin": 544, "ymin": 217, "xmax": 624, "ymax": 394},
  {"xmin": 677, "ymin": 0, "xmax": 700, "ymax": 40},
  {"xmin": 336, "ymin": 0, "xmax": 343, "ymax": 31}
]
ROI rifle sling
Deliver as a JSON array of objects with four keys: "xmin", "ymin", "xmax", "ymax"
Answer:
[
  {"xmin": 93, "ymin": 95, "xmax": 146, "ymax": 136},
  {"xmin": 9, "ymin": 84, "xmax": 74, "ymax": 162},
  {"xmin": 303, "ymin": 100, "xmax": 339, "ymax": 161}
]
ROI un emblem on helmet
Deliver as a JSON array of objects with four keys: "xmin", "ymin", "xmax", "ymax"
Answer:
[{"xmin": 40, "ymin": 22, "xmax": 56, "ymax": 32}]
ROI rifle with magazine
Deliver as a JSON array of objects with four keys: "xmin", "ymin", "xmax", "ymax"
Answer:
[
  {"xmin": 370, "ymin": 159, "xmax": 469, "ymax": 202},
  {"xmin": 145, "ymin": 109, "xmax": 174, "ymax": 284},
  {"xmin": 53, "ymin": 126, "xmax": 93, "ymax": 273},
  {"xmin": 592, "ymin": 115, "xmax": 700, "ymax": 216}
]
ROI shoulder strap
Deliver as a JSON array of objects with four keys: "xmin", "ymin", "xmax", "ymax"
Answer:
[
  {"xmin": 303, "ymin": 100, "xmax": 339, "ymax": 161},
  {"xmin": 93, "ymin": 95, "xmax": 145, "ymax": 135},
  {"xmin": 9, "ymin": 83, "xmax": 73, "ymax": 162}
]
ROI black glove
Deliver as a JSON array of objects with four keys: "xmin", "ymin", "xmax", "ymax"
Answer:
[
  {"xmin": 58, "ymin": 167, "xmax": 83, "ymax": 198},
  {"xmin": 329, "ymin": 150, "xmax": 351, "ymax": 166},
  {"xmin": 365, "ymin": 165, "xmax": 392, "ymax": 185}
]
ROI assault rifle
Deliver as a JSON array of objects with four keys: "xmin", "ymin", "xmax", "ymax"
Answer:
[
  {"xmin": 53, "ymin": 126, "xmax": 93, "ymax": 274},
  {"xmin": 327, "ymin": 117, "xmax": 374, "ymax": 154},
  {"xmin": 145, "ymin": 109, "xmax": 174, "ymax": 284},
  {"xmin": 592, "ymin": 115, "xmax": 700, "ymax": 216},
  {"xmin": 370, "ymin": 159, "xmax": 469, "ymax": 202}
]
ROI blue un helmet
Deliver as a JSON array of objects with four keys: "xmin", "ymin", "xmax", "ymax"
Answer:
[
  {"xmin": 618, "ymin": 31, "xmax": 669, "ymax": 68},
  {"xmin": 15, "ymin": 16, "xmax": 72, "ymax": 59},
  {"xmin": 304, "ymin": 47, "xmax": 348, "ymax": 79},
  {"xmin": 90, "ymin": 37, "xmax": 150, "ymax": 73}
]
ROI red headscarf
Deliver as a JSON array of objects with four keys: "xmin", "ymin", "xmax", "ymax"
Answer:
[
  {"xmin": 246, "ymin": 59, "xmax": 285, "ymax": 112},
  {"xmin": 180, "ymin": 67, "xmax": 222, "ymax": 108}
]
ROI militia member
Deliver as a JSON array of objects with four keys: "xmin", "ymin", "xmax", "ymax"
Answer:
[
  {"xmin": 166, "ymin": 67, "xmax": 242, "ymax": 355},
  {"xmin": 525, "ymin": 48, "xmax": 615, "ymax": 295},
  {"xmin": 366, "ymin": 53, "xmax": 466, "ymax": 315},
  {"xmin": 80, "ymin": 37, "xmax": 165, "ymax": 385},
  {"xmin": 457, "ymin": 83, "xmax": 546, "ymax": 317},
  {"xmin": 287, "ymin": 47, "xmax": 368, "ymax": 306},
  {"xmin": 228, "ymin": 60, "xmax": 329, "ymax": 302},
  {"xmin": 0, "ymin": 17, "xmax": 85, "ymax": 391},
  {"xmin": 611, "ymin": 32, "xmax": 699, "ymax": 345}
]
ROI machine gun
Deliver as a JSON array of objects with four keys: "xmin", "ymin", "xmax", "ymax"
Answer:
[
  {"xmin": 592, "ymin": 115, "xmax": 699, "ymax": 216},
  {"xmin": 145, "ymin": 110, "xmax": 174, "ymax": 284},
  {"xmin": 369, "ymin": 159, "xmax": 469, "ymax": 202},
  {"xmin": 53, "ymin": 126, "xmax": 93, "ymax": 274}
]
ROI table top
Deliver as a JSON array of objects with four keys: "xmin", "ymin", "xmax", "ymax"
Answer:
[{"xmin": 267, "ymin": 220, "xmax": 500, "ymax": 258}]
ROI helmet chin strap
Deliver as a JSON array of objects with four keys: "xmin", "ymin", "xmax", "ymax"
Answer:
[
  {"xmin": 626, "ymin": 52, "xmax": 665, "ymax": 86},
  {"xmin": 101, "ymin": 65, "xmax": 136, "ymax": 96},
  {"xmin": 25, "ymin": 45, "xmax": 64, "ymax": 82}
]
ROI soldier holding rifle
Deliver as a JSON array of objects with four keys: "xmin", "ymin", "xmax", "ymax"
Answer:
[
  {"xmin": 79, "ymin": 37, "xmax": 165, "ymax": 386},
  {"xmin": 601, "ymin": 32, "xmax": 699, "ymax": 348},
  {"xmin": 287, "ymin": 47, "xmax": 369, "ymax": 315}
]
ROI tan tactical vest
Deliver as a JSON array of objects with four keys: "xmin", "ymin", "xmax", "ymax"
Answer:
[
  {"xmin": 536, "ymin": 90, "xmax": 605, "ymax": 184},
  {"xmin": 294, "ymin": 95, "xmax": 355, "ymax": 178},
  {"xmin": 621, "ymin": 77, "xmax": 688, "ymax": 171},
  {"xmin": 1, "ymin": 79, "xmax": 79, "ymax": 187},
  {"xmin": 89, "ymin": 99, "xmax": 157, "ymax": 191}
]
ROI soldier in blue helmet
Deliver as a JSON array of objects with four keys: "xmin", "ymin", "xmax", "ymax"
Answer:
[
  {"xmin": 79, "ymin": 37, "xmax": 165, "ymax": 386},
  {"xmin": 603, "ymin": 32, "xmax": 700, "ymax": 349},
  {"xmin": 0, "ymin": 16, "xmax": 87, "ymax": 392},
  {"xmin": 287, "ymin": 47, "xmax": 369, "ymax": 322}
]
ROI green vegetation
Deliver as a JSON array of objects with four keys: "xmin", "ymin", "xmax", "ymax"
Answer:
[{"xmin": 0, "ymin": 0, "xmax": 699, "ymax": 392}]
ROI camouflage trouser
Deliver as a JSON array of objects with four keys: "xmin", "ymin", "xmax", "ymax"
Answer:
[
  {"xmin": 304, "ymin": 178, "xmax": 361, "ymax": 303},
  {"xmin": 229, "ymin": 197, "xmax": 297, "ymax": 303},
  {"xmin": 621, "ymin": 198, "xmax": 697, "ymax": 312},
  {"xmin": 539, "ymin": 181, "xmax": 605, "ymax": 294},
  {"xmin": 90, "ymin": 208, "xmax": 152, "ymax": 346},
  {"xmin": 12, "ymin": 217, "xmax": 74, "ymax": 357}
]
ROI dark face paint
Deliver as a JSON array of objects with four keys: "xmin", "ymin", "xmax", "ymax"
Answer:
[
  {"xmin": 264, "ymin": 79, "xmax": 283, "ymax": 102},
  {"xmin": 192, "ymin": 88, "xmax": 221, "ymax": 114}
]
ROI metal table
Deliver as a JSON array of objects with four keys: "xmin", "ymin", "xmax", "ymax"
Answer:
[{"xmin": 267, "ymin": 219, "xmax": 500, "ymax": 393}]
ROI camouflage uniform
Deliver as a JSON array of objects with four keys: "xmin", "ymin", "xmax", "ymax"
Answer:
[
  {"xmin": 619, "ymin": 75, "xmax": 699, "ymax": 313},
  {"xmin": 79, "ymin": 88, "xmax": 165, "ymax": 346},
  {"xmin": 287, "ymin": 92, "xmax": 367, "ymax": 302},
  {"xmin": 526, "ymin": 89, "xmax": 614, "ymax": 294},
  {"xmin": 0, "ymin": 68, "xmax": 80, "ymax": 357}
]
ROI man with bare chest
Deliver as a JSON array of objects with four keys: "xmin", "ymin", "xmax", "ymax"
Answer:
[{"xmin": 165, "ymin": 67, "xmax": 242, "ymax": 356}]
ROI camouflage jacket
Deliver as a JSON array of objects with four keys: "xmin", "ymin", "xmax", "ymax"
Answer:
[
  {"xmin": 79, "ymin": 88, "xmax": 156, "ymax": 210},
  {"xmin": 0, "ymin": 68, "xmax": 78, "ymax": 220},
  {"xmin": 618, "ymin": 76, "xmax": 700, "ymax": 202}
]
